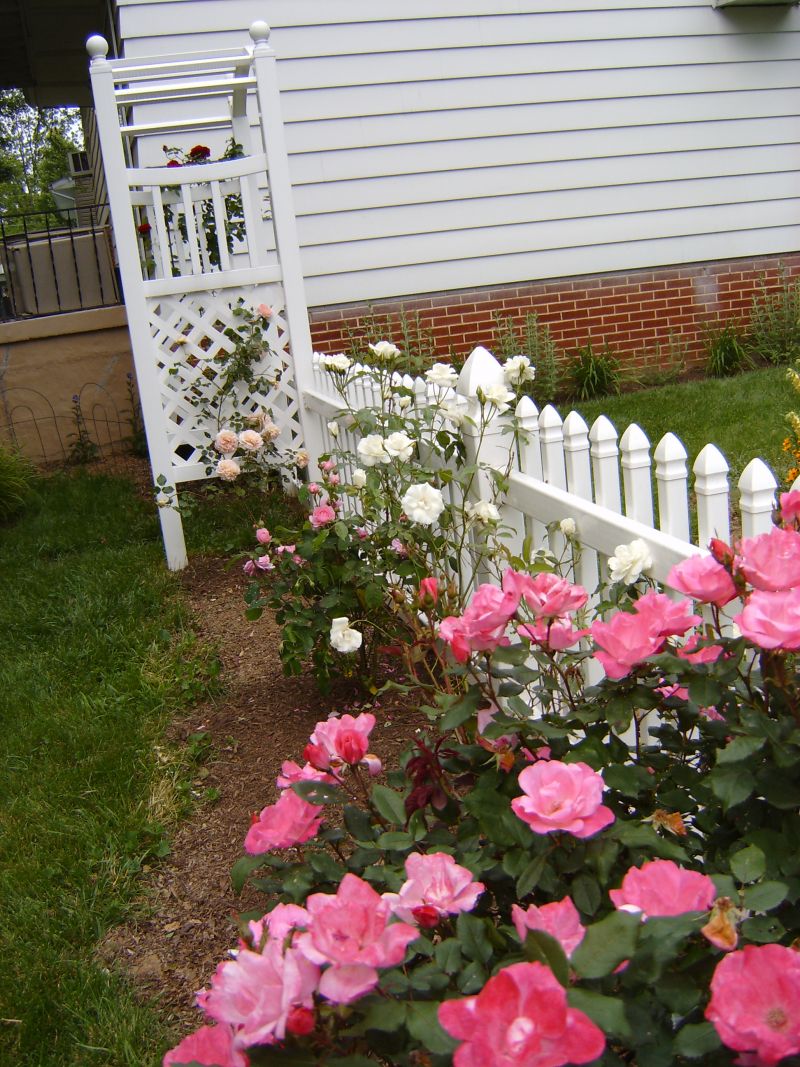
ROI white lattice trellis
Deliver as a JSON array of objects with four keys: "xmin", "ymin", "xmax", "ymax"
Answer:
[{"xmin": 87, "ymin": 22, "xmax": 322, "ymax": 568}]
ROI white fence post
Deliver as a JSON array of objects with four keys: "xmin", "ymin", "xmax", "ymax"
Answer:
[
  {"xmin": 515, "ymin": 396, "xmax": 547, "ymax": 552},
  {"xmin": 539, "ymin": 406, "xmax": 567, "ymax": 490},
  {"xmin": 563, "ymin": 410, "xmax": 601, "ymax": 608},
  {"xmin": 739, "ymin": 459, "xmax": 778, "ymax": 539},
  {"xmin": 694, "ymin": 444, "xmax": 731, "ymax": 548},
  {"xmin": 620, "ymin": 423, "xmax": 654, "ymax": 527},
  {"xmin": 589, "ymin": 416, "xmax": 622, "ymax": 513},
  {"xmin": 655, "ymin": 433, "xmax": 691, "ymax": 542}
]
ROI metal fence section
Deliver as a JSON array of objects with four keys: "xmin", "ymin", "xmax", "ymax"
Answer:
[{"xmin": 0, "ymin": 205, "xmax": 120, "ymax": 319}]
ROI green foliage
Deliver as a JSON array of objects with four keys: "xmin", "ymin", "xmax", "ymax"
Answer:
[
  {"xmin": 0, "ymin": 444, "xmax": 35, "ymax": 521},
  {"xmin": 747, "ymin": 268, "xmax": 800, "ymax": 366},
  {"xmin": 704, "ymin": 319, "xmax": 751, "ymax": 378},
  {"xmin": 566, "ymin": 340, "xmax": 621, "ymax": 401},
  {"xmin": 493, "ymin": 311, "xmax": 562, "ymax": 404},
  {"xmin": 635, "ymin": 332, "xmax": 688, "ymax": 389},
  {"xmin": 343, "ymin": 306, "xmax": 438, "ymax": 373}
]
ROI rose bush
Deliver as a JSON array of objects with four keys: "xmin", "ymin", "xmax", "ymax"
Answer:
[{"xmin": 165, "ymin": 491, "xmax": 800, "ymax": 1066}]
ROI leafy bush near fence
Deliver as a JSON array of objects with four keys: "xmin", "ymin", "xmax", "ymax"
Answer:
[
  {"xmin": 165, "ymin": 494, "xmax": 800, "ymax": 1067},
  {"xmin": 748, "ymin": 270, "xmax": 800, "ymax": 367},
  {"xmin": 0, "ymin": 444, "xmax": 35, "ymax": 521}
]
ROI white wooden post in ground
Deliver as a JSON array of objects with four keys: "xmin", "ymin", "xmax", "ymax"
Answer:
[{"xmin": 87, "ymin": 23, "xmax": 316, "ymax": 568}]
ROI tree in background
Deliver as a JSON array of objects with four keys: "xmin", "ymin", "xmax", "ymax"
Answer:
[{"xmin": 0, "ymin": 90, "xmax": 83, "ymax": 225}]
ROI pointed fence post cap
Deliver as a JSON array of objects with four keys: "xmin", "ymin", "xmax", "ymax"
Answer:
[
  {"xmin": 86, "ymin": 34, "xmax": 109, "ymax": 60},
  {"xmin": 457, "ymin": 345, "xmax": 504, "ymax": 397},
  {"xmin": 249, "ymin": 20, "xmax": 272, "ymax": 44}
]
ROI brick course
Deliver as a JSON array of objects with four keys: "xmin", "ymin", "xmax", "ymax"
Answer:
[{"xmin": 308, "ymin": 253, "xmax": 800, "ymax": 371}]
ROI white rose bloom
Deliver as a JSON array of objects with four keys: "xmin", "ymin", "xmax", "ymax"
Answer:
[
  {"xmin": 368, "ymin": 340, "xmax": 401, "ymax": 361},
  {"xmin": 351, "ymin": 468, "xmax": 367, "ymax": 488},
  {"xmin": 396, "ymin": 395, "xmax": 412, "ymax": 411},
  {"xmin": 238, "ymin": 429, "xmax": 263, "ymax": 451},
  {"xmin": 330, "ymin": 616, "xmax": 363, "ymax": 654},
  {"xmin": 466, "ymin": 499, "xmax": 501, "ymax": 524},
  {"xmin": 559, "ymin": 517, "xmax": 577, "ymax": 537},
  {"xmin": 608, "ymin": 538, "xmax": 653, "ymax": 585},
  {"xmin": 320, "ymin": 353, "xmax": 352, "ymax": 373},
  {"xmin": 214, "ymin": 429, "xmax": 239, "ymax": 455},
  {"xmin": 425, "ymin": 362, "xmax": 459, "ymax": 388},
  {"xmin": 216, "ymin": 457, "xmax": 241, "ymax": 482},
  {"xmin": 479, "ymin": 384, "xmax": 516, "ymax": 413},
  {"xmin": 402, "ymin": 483, "xmax": 445, "ymax": 526},
  {"xmin": 503, "ymin": 355, "xmax": 536, "ymax": 386},
  {"xmin": 327, "ymin": 420, "xmax": 340, "ymax": 439},
  {"xmin": 438, "ymin": 400, "xmax": 467, "ymax": 427},
  {"xmin": 384, "ymin": 431, "xmax": 415, "ymax": 461},
  {"xmin": 357, "ymin": 434, "xmax": 390, "ymax": 467}
]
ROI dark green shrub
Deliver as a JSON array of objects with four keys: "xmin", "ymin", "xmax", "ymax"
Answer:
[
  {"xmin": 747, "ymin": 269, "xmax": 800, "ymax": 365},
  {"xmin": 566, "ymin": 341, "xmax": 620, "ymax": 401},
  {"xmin": 704, "ymin": 319, "xmax": 750, "ymax": 378}
]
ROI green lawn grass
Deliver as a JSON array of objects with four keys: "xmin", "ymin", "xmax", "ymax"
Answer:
[
  {"xmin": 567, "ymin": 366, "xmax": 791, "ymax": 488},
  {"xmin": 0, "ymin": 471, "xmax": 247, "ymax": 1066}
]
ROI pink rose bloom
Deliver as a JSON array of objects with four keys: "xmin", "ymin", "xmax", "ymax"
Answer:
[
  {"xmin": 391, "ymin": 537, "xmax": 408, "ymax": 557},
  {"xmin": 254, "ymin": 554, "xmax": 273, "ymax": 571},
  {"xmin": 247, "ymin": 903, "xmax": 309, "ymax": 949},
  {"xmin": 320, "ymin": 459, "xmax": 336, "ymax": 472},
  {"xmin": 310, "ymin": 504, "xmax": 336, "ymax": 529},
  {"xmin": 163, "ymin": 1024, "xmax": 248, "ymax": 1067},
  {"xmin": 419, "ymin": 576, "xmax": 439, "ymax": 604},
  {"xmin": 327, "ymin": 473, "xmax": 340, "ymax": 486},
  {"xmin": 780, "ymin": 490, "xmax": 800, "ymax": 527},
  {"xmin": 305, "ymin": 712, "xmax": 376, "ymax": 769},
  {"xmin": 299, "ymin": 874, "xmax": 417, "ymax": 1003},
  {"xmin": 438, "ymin": 961, "xmax": 605, "ymax": 1067},
  {"xmin": 307, "ymin": 482, "xmax": 321, "ymax": 495},
  {"xmin": 275, "ymin": 760, "xmax": 336, "ymax": 790},
  {"xmin": 590, "ymin": 611, "xmax": 664, "ymax": 680},
  {"xmin": 384, "ymin": 852, "xmax": 484, "ymax": 925},
  {"xmin": 677, "ymin": 632, "xmax": 723, "ymax": 665},
  {"xmin": 276, "ymin": 544, "xmax": 296, "ymax": 554},
  {"xmin": 214, "ymin": 429, "xmax": 239, "ymax": 455},
  {"xmin": 706, "ymin": 944, "xmax": 800, "ymax": 1066},
  {"xmin": 518, "ymin": 618, "xmax": 588, "ymax": 651},
  {"xmin": 238, "ymin": 430, "xmax": 263, "ymax": 452},
  {"xmin": 503, "ymin": 569, "xmax": 588, "ymax": 619},
  {"xmin": 199, "ymin": 941, "xmax": 318, "ymax": 1048},
  {"xmin": 511, "ymin": 760, "xmax": 614, "ymax": 839},
  {"xmin": 356, "ymin": 527, "xmax": 369, "ymax": 541},
  {"xmin": 439, "ymin": 583, "xmax": 519, "ymax": 663},
  {"xmin": 738, "ymin": 526, "xmax": 800, "ymax": 591},
  {"xmin": 216, "ymin": 458, "xmax": 241, "ymax": 482},
  {"xmin": 257, "ymin": 303, "xmax": 273, "ymax": 319},
  {"xmin": 632, "ymin": 590, "xmax": 701, "ymax": 638},
  {"xmin": 610, "ymin": 859, "xmax": 716, "ymax": 918},
  {"xmin": 477, "ymin": 706, "xmax": 519, "ymax": 751},
  {"xmin": 242, "ymin": 560, "xmax": 256, "ymax": 577},
  {"xmin": 668, "ymin": 554, "xmax": 738, "ymax": 606},
  {"xmin": 511, "ymin": 897, "xmax": 586, "ymax": 958},
  {"xmin": 735, "ymin": 588, "xmax": 800, "ymax": 650},
  {"xmin": 255, "ymin": 527, "xmax": 271, "ymax": 545},
  {"xmin": 244, "ymin": 790, "xmax": 323, "ymax": 855}
]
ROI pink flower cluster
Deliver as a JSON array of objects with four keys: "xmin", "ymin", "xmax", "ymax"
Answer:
[
  {"xmin": 609, "ymin": 859, "xmax": 716, "ymax": 919},
  {"xmin": 590, "ymin": 591, "xmax": 701, "ymax": 680},
  {"xmin": 304, "ymin": 712, "xmax": 382, "ymax": 775}
]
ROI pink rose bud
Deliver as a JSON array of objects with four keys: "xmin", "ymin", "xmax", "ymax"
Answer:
[
  {"xmin": 328, "ymin": 473, "xmax": 340, "ymax": 486},
  {"xmin": 307, "ymin": 483, "xmax": 321, "ymax": 495},
  {"xmin": 255, "ymin": 527, "xmax": 271, "ymax": 544},
  {"xmin": 356, "ymin": 527, "xmax": 369, "ymax": 541},
  {"xmin": 412, "ymin": 905, "xmax": 440, "ymax": 928},
  {"xmin": 320, "ymin": 459, "xmax": 337, "ymax": 472},
  {"xmin": 286, "ymin": 1006, "xmax": 315, "ymax": 1036},
  {"xmin": 256, "ymin": 303, "xmax": 273, "ymax": 319},
  {"xmin": 419, "ymin": 577, "xmax": 439, "ymax": 604}
]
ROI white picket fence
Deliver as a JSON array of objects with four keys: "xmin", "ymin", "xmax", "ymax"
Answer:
[{"xmin": 300, "ymin": 344, "xmax": 781, "ymax": 598}]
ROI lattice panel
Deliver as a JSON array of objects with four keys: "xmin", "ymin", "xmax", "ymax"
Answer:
[{"xmin": 146, "ymin": 285, "xmax": 303, "ymax": 481}]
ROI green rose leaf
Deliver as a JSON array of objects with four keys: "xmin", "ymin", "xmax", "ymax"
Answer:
[
  {"xmin": 716, "ymin": 735, "xmax": 766, "ymax": 765},
  {"xmin": 709, "ymin": 766, "xmax": 755, "ymax": 811},
  {"xmin": 571, "ymin": 910, "xmax": 640, "ymax": 978},
  {"xmin": 674, "ymin": 1022, "xmax": 723, "ymax": 1059},
  {"xmin": 370, "ymin": 784, "xmax": 407, "ymax": 825},
  {"xmin": 743, "ymin": 880, "xmax": 788, "ymax": 911},
  {"xmin": 742, "ymin": 915, "xmax": 786, "ymax": 943},
  {"xmin": 522, "ymin": 929, "xmax": 570, "ymax": 988},
  {"xmin": 405, "ymin": 1001, "xmax": 458, "ymax": 1055},
  {"xmin": 730, "ymin": 844, "xmax": 766, "ymax": 884},
  {"xmin": 290, "ymin": 780, "xmax": 344, "ymax": 806},
  {"xmin": 567, "ymin": 988, "xmax": 632, "ymax": 1040},
  {"xmin": 230, "ymin": 854, "xmax": 268, "ymax": 894},
  {"xmin": 457, "ymin": 912, "xmax": 494, "ymax": 964}
]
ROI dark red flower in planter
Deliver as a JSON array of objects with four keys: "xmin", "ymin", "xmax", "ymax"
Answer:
[
  {"xmin": 137, "ymin": 222, "xmax": 152, "ymax": 235},
  {"xmin": 188, "ymin": 145, "xmax": 211, "ymax": 161},
  {"xmin": 166, "ymin": 159, "xmax": 182, "ymax": 168}
]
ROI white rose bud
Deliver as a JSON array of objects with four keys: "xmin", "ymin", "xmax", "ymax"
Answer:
[
  {"xmin": 401, "ymin": 483, "xmax": 445, "ymax": 526},
  {"xmin": 357, "ymin": 434, "xmax": 390, "ymax": 467},
  {"xmin": 466, "ymin": 499, "xmax": 501, "ymax": 524},
  {"xmin": 327, "ymin": 420, "xmax": 340, "ymax": 439},
  {"xmin": 479, "ymin": 384, "xmax": 516, "ymax": 413},
  {"xmin": 559, "ymin": 517, "xmax": 577, "ymax": 537},
  {"xmin": 320, "ymin": 352, "xmax": 352, "ymax": 373},
  {"xmin": 438, "ymin": 400, "xmax": 467, "ymax": 427},
  {"xmin": 384, "ymin": 431, "xmax": 415, "ymax": 462},
  {"xmin": 503, "ymin": 354, "xmax": 536, "ymax": 387},
  {"xmin": 330, "ymin": 616, "xmax": 363, "ymax": 653},
  {"xmin": 425, "ymin": 362, "xmax": 459, "ymax": 388},
  {"xmin": 608, "ymin": 538, "xmax": 653, "ymax": 585},
  {"xmin": 351, "ymin": 468, "xmax": 367, "ymax": 488}
]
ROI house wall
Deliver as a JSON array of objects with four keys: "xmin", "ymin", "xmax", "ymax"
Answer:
[{"xmin": 115, "ymin": 1, "xmax": 800, "ymax": 323}]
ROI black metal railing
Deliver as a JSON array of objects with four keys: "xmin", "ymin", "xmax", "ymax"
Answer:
[{"xmin": 0, "ymin": 204, "xmax": 121, "ymax": 321}]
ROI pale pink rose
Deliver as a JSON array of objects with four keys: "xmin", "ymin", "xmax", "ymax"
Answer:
[
  {"xmin": 244, "ymin": 790, "xmax": 323, "ymax": 854},
  {"xmin": 298, "ymin": 874, "xmax": 417, "ymax": 1003},
  {"xmin": 254, "ymin": 554, "xmax": 273, "ymax": 571},
  {"xmin": 511, "ymin": 760, "xmax": 614, "ymax": 839},
  {"xmin": 590, "ymin": 611, "xmax": 664, "ymax": 679},
  {"xmin": 276, "ymin": 544, "xmax": 296, "ymax": 554},
  {"xmin": 391, "ymin": 537, "xmax": 408, "ymax": 557},
  {"xmin": 780, "ymin": 490, "xmax": 800, "ymax": 527},
  {"xmin": 242, "ymin": 560, "xmax": 256, "ymax": 577},
  {"xmin": 307, "ymin": 483, "xmax": 322, "ymax": 495},
  {"xmin": 738, "ymin": 526, "xmax": 800, "ymax": 591},
  {"xmin": 511, "ymin": 897, "xmax": 586, "ymax": 958},
  {"xmin": 262, "ymin": 420, "xmax": 280, "ymax": 442},
  {"xmin": 275, "ymin": 760, "xmax": 336, "ymax": 790},
  {"xmin": 668, "ymin": 554, "xmax": 738, "ymax": 606},
  {"xmin": 216, "ymin": 458, "xmax": 241, "ymax": 482},
  {"xmin": 438, "ymin": 961, "xmax": 605, "ymax": 1067},
  {"xmin": 610, "ymin": 859, "xmax": 716, "ymax": 918},
  {"xmin": 706, "ymin": 944, "xmax": 800, "ymax": 1065},
  {"xmin": 255, "ymin": 527, "xmax": 271, "ymax": 545},
  {"xmin": 295, "ymin": 450, "xmax": 310, "ymax": 469},
  {"xmin": 518, "ymin": 618, "xmax": 588, "ymax": 651},
  {"xmin": 439, "ymin": 583, "xmax": 519, "ymax": 663},
  {"xmin": 356, "ymin": 527, "xmax": 369, "ymax": 541},
  {"xmin": 238, "ymin": 430, "xmax": 263, "ymax": 451},
  {"xmin": 256, "ymin": 303, "xmax": 273, "ymax": 319},
  {"xmin": 677, "ymin": 632, "xmax": 723, "ymax": 665},
  {"xmin": 502, "ymin": 569, "xmax": 588, "ymax": 619},
  {"xmin": 247, "ymin": 903, "xmax": 310, "ymax": 949},
  {"xmin": 320, "ymin": 459, "xmax": 337, "ymax": 472},
  {"xmin": 214, "ymin": 429, "xmax": 239, "ymax": 454},
  {"xmin": 384, "ymin": 852, "xmax": 484, "ymax": 925},
  {"xmin": 632, "ymin": 590, "xmax": 702, "ymax": 638},
  {"xmin": 163, "ymin": 1024, "xmax": 248, "ymax": 1067},
  {"xmin": 304, "ymin": 713, "xmax": 376, "ymax": 770},
  {"xmin": 198, "ymin": 941, "xmax": 318, "ymax": 1047},
  {"xmin": 309, "ymin": 504, "xmax": 336, "ymax": 529},
  {"xmin": 735, "ymin": 588, "xmax": 800, "ymax": 650},
  {"xmin": 419, "ymin": 577, "xmax": 439, "ymax": 604},
  {"xmin": 327, "ymin": 473, "xmax": 340, "ymax": 486}
]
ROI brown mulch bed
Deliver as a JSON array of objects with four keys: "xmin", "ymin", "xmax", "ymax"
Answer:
[{"xmin": 99, "ymin": 554, "xmax": 425, "ymax": 1032}]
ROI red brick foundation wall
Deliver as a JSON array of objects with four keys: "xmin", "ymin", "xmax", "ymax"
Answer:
[{"xmin": 309, "ymin": 253, "xmax": 800, "ymax": 372}]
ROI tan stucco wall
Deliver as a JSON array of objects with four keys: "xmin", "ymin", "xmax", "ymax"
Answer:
[{"xmin": 0, "ymin": 306, "xmax": 135, "ymax": 464}]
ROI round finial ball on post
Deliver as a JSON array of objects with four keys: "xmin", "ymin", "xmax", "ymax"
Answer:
[
  {"xmin": 249, "ymin": 20, "xmax": 271, "ymax": 45},
  {"xmin": 86, "ymin": 34, "xmax": 109, "ymax": 60}
]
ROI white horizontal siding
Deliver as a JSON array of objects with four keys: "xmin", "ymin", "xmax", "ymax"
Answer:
[{"xmin": 118, "ymin": 1, "xmax": 800, "ymax": 308}]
